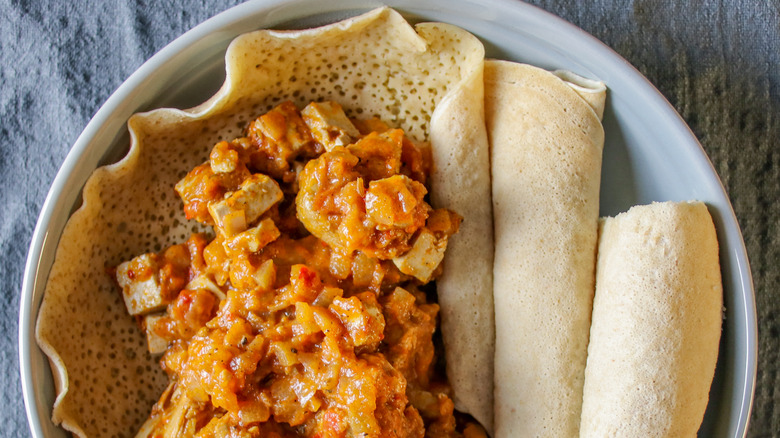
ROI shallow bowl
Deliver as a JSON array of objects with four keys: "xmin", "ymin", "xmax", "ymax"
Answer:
[{"xmin": 20, "ymin": 1, "xmax": 757, "ymax": 436}]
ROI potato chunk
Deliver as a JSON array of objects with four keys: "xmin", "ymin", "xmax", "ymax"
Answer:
[
  {"xmin": 302, "ymin": 101, "xmax": 361, "ymax": 151},
  {"xmin": 175, "ymin": 162, "xmax": 250, "ymax": 224},
  {"xmin": 116, "ymin": 254, "xmax": 169, "ymax": 315},
  {"xmin": 391, "ymin": 229, "xmax": 445, "ymax": 283},
  {"xmin": 208, "ymin": 174, "xmax": 283, "ymax": 237},
  {"xmin": 142, "ymin": 313, "xmax": 168, "ymax": 355},
  {"xmin": 209, "ymin": 140, "xmax": 239, "ymax": 174},
  {"xmin": 392, "ymin": 209, "xmax": 461, "ymax": 283}
]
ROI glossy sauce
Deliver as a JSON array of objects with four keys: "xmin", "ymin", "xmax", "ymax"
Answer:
[{"xmin": 118, "ymin": 101, "xmax": 481, "ymax": 438}]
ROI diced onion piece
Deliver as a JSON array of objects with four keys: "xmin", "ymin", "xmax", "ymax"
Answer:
[
  {"xmin": 351, "ymin": 252, "xmax": 379, "ymax": 288},
  {"xmin": 225, "ymin": 218, "xmax": 280, "ymax": 254},
  {"xmin": 224, "ymin": 318, "xmax": 254, "ymax": 349},
  {"xmin": 203, "ymin": 238, "xmax": 230, "ymax": 286},
  {"xmin": 293, "ymin": 302, "xmax": 319, "ymax": 337},
  {"xmin": 312, "ymin": 306, "xmax": 343, "ymax": 338},
  {"xmin": 270, "ymin": 341, "xmax": 299, "ymax": 367},
  {"xmin": 392, "ymin": 228, "xmax": 448, "ymax": 283},
  {"xmin": 236, "ymin": 398, "xmax": 271, "ymax": 426},
  {"xmin": 330, "ymin": 293, "xmax": 384, "ymax": 349},
  {"xmin": 162, "ymin": 386, "xmax": 199, "ymax": 438},
  {"xmin": 116, "ymin": 253, "xmax": 170, "ymax": 315},
  {"xmin": 253, "ymin": 259, "xmax": 277, "ymax": 292},
  {"xmin": 185, "ymin": 275, "xmax": 227, "ymax": 301},
  {"xmin": 302, "ymin": 101, "xmax": 361, "ymax": 151},
  {"xmin": 312, "ymin": 286, "xmax": 343, "ymax": 307}
]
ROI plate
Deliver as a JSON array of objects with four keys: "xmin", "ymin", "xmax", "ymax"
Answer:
[{"xmin": 19, "ymin": 0, "xmax": 757, "ymax": 436}]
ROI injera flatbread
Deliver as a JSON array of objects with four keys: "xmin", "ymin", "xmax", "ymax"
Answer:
[
  {"xmin": 429, "ymin": 54, "xmax": 494, "ymax": 433},
  {"xmin": 579, "ymin": 201, "xmax": 722, "ymax": 437},
  {"xmin": 486, "ymin": 60, "xmax": 606, "ymax": 438},
  {"xmin": 35, "ymin": 8, "xmax": 491, "ymax": 436}
]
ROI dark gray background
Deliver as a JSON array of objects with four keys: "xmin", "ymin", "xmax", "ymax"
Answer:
[{"xmin": 2, "ymin": 0, "xmax": 777, "ymax": 436}]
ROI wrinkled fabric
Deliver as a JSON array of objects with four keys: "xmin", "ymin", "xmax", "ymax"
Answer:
[{"xmin": 1, "ymin": 1, "xmax": 778, "ymax": 436}]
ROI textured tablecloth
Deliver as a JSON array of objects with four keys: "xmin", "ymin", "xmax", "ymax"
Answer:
[{"xmin": 2, "ymin": 0, "xmax": 777, "ymax": 436}]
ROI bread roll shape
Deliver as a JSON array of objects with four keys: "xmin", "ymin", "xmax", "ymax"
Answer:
[
  {"xmin": 580, "ymin": 201, "xmax": 722, "ymax": 437},
  {"xmin": 430, "ymin": 59, "xmax": 495, "ymax": 432},
  {"xmin": 486, "ymin": 60, "xmax": 606, "ymax": 438}
]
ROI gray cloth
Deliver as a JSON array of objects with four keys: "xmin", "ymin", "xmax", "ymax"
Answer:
[{"xmin": 1, "ymin": 0, "xmax": 777, "ymax": 436}]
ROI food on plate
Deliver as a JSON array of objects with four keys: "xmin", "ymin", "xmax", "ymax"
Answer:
[
  {"xmin": 428, "ymin": 46, "xmax": 494, "ymax": 434},
  {"xmin": 35, "ymin": 8, "xmax": 494, "ymax": 437},
  {"xmin": 117, "ymin": 100, "xmax": 482, "ymax": 437},
  {"xmin": 485, "ymin": 60, "xmax": 606, "ymax": 437},
  {"xmin": 34, "ymin": 5, "xmax": 724, "ymax": 438},
  {"xmin": 579, "ymin": 201, "xmax": 722, "ymax": 437}
]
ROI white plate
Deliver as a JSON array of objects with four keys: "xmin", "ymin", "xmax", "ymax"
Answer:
[{"xmin": 19, "ymin": 0, "xmax": 757, "ymax": 436}]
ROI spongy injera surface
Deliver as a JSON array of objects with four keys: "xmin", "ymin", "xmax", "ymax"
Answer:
[
  {"xmin": 3, "ymin": 1, "xmax": 779, "ymax": 437},
  {"xmin": 33, "ymin": 8, "xmax": 485, "ymax": 437}
]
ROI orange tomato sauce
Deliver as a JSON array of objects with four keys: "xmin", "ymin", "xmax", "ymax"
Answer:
[{"xmin": 116, "ymin": 101, "xmax": 483, "ymax": 438}]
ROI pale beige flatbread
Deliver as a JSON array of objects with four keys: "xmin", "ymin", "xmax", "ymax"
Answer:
[
  {"xmin": 580, "ymin": 201, "xmax": 722, "ymax": 437},
  {"xmin": 430, "ymin": 61, "xmax": 494, "ymax": 433},
  {"xmin": 486, "ymin": 60, "xmax": 606, "ymax": 438},
  {"xmin": 35, "ymin": 8, "xmax": 489, "ymax": 436},
  {"xmin": 552, "ymin": 70, "xmax": 607, "ymax": 120}
]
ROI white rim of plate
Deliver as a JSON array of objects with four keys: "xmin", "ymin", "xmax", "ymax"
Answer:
[{"xmin": 19, "ymin": 0, "xmax": 757, "ymax": 437}]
